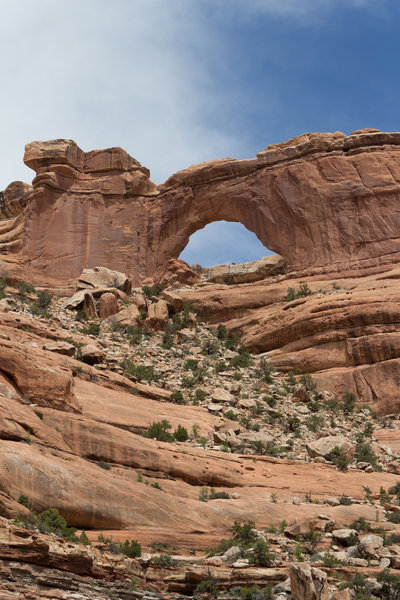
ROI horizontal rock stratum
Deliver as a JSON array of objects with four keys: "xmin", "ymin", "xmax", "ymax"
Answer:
[{"xmin": 2, "ymin": 128, "xmax": 400, "ymax": 286}]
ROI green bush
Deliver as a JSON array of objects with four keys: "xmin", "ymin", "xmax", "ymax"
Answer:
[
  {"xmin": 194, "ymin": 579, "xmax": 219, "ymax": 598},
  {"xmin": 79, "ymin": 530, "xmax": 91, "ymax": 545},
  {"xmin": 169, "ymin": 391, "xmax": 186, "ymax": 405},
  {"xmin": 144, "ymin": 420, "xmax": 174, "ymax": 442},
  {"xmin": 329, "ymin": 445, "xmax": 350, "ymax": 471},
  {"xmin": 162, "ymin": 333, "xmax": 174, "ymax": 349},
  {"xmin": 184, "ymin": 358, "xmax": 199, "ymax": 371},
  {"xmin": 377, "ymin": 569, "xmax": 400, "ymax": 599},
  {"xmin": 355, "ymin": 441, "xmax": 381, "ymax": 470},
  {"xmin": 80, "ymin": 322, "xmax": 100, "ymax": 336},
  {"xmin": 151, "ymin": 552, "xmax": 175, "ymax": 567},
  {"xmin": 97, "ymin": 460, "xmax": 111, "ymax": 470},
  {"xmin": 142, "ymin": 283, "xmax": 162, "ymax": 299},
  {"xmin": 194, "ymin": 389, "xmax": 208, "ymax": 402},
  {"xmin": 18, "ymin": 494, "xmax": 30, "ymax": 508},
  {"xmin": 119, "ymin": 538, "xmax": 142, "ymax": 558},
  {"xmin": 122, "ymin": 360, "xmax": 160, "ymax": 383},
  {"xmin": 299, "ymin": 373, "xmax": 317, "ymax": 391},
  {"xmin": 36, "ymin": 508, "xmax": 78, "ymax": 541},
  {"xmin": 341, "ymin": 391, "xmax": 356, "ymax": 414},
  {"xmin": 174, "ymin": 424, "xmax": 189, "ymax": 442},
  {"xmin": 247, "ymin": 538, "xmax": 275, "ymax": 567}
]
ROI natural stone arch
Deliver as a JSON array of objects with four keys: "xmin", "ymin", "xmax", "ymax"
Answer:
[{"xmin": 3, "ymin": 129, "xmax": 400, "ymax": 287}]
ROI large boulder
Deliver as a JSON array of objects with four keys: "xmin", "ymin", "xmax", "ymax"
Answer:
[
  {"xmin": 80, "ymin": 344, "xmax": 105, "ymax": 365},
  {"xmin": 160, "ymin": 258, "xmax": 201, "ymax": 288},
  {"xmin": 290, "ymin": 562, "xmax": 329, "ymax": 600},
  {"xmin": 106, "ymin": 303, "xmax": 141, "ymax": 327},
  {"xmin": 306, "ymin": 436, "xmax": 355, "ymax": 461},
  {"xmin": 77, "ymin": 267, "xmax": 131, "ymax": 294},
  {"xmin": 145, "ymin": 299, "xmax": 169, "ymax": 331},
  {"xmin": 98, "ymin": 292, "xmax": 119, "ymax": 319}
]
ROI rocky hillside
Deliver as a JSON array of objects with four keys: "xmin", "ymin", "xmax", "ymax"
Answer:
[
  {"xmin": 2, "ymin": 130, "xmax": 400, "ymax": 598},
  {"xmin": 0, "ymin": 264, "xmax": 400, "ymax": 599}
]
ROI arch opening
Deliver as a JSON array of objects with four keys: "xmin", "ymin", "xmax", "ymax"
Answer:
[{"xmin": 179, "ymin": 220, "xmax": 275, "ymax": 268}]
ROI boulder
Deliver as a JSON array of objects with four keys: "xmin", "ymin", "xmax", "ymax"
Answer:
[
  {"xmin": 106, "ymin": 303, "xmax": 141, "ymax": 327},
  {"xmin": 43, "ymin": 341, "xmax": 75, "ymax": 357},
  {"xmin": 160, "ymin": 258, "xmax": 201, "ymax": 288},
  {"xmin": 77, "ymin": 266, "xmax": 131, "ymax": 294},
  {"xmin": 306, "ymin": 436, "xmax": 355, "ymax": 461},
  {"xmin": 211, "ymin": 388, "xmax": 235, "ymax": 405},
  {"xmin": 332, "ymin": 529, "xmax": 358, "ymax": 547},
  {"xmin": 98, "ymin": 292, "xmax": 119, "ymax": 319},
  {"xmin": 80, "ymin": 344, "xmax": 105, "ymax": 365},
  {"xmin": 358, "ymin": 534, "xmax": 384, "ymax": 557},
  {"xmin": 61, "ymin": 290, "xmax": 97, "ymax": 318},
  {"xmin": 145, "ymin": 299, "xmax": 169, "ymax": 331},
  {"xmin": 293, "ymin": 386, "xmax": 312, "ymax": 402},
  {"xmin": 290, "ymin": 562, "xmax": 329, "ymax": 600}
]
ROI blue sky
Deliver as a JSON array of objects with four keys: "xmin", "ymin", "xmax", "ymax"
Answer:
[{"xmin": 0, "ymin": 0, "xmax": 398, "ymax": 266}]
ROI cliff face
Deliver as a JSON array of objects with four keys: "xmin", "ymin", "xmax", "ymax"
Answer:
[{"xmin": 3, "ymin": 128, "xmax": 400, "ymax": 286}]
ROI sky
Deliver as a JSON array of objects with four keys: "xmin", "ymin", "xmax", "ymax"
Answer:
[{"xmin": 0, "ymin": 0, "xmax": 398, "ymax": 266}]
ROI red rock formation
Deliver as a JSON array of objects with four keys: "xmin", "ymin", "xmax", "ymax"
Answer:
[{"xmin": 4, "ymin": 129, "xmax": 400, "ymax": 286}]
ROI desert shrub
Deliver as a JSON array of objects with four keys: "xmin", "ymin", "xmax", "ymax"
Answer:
[
  {"xmin": 230, "ymin": 347, "xmax": 251, "ymax": 368},
  {"xmin": 299, "ymin": 373, "xmax": 317, "ymax": 391},
  {"xmin": 18, "ymin": 494, "xmax": 30, "ymax": 508},
  {"xmin": 162, "ymin": 333, "xmax": 174, "ymax": 349},
  {"xmin": 174, "ymin": 424, "xmax": 189, "ymax": 442},
  {"xmin": 355, "ymin": 441, "xmax": 381, "ymax": 470},
  {"xmin": 79, "ymin": 530, "xmax": 91, "ymax": 545},
  {"xmin": 286, "ymin": 283, "xmax": 313, "ymax": 302},
  {"xmin": 150, "ymin": 482, "xmax": 163, "ymax": 490},
  {"xmin": 231, "ymin": 520, "xmax": 257, "ymax": 546},
  {"xmin": 169, "ymin": 391, "xmax": 186, "ymax": 405},
  {"xmin": 36, "ymin": 508, "xmax": 78, "ymax": 541},
  {"xmin": 30, "ymin": 291, "xmax": 53, "ymax": 317},
  {"xmin": 119, "ymin": 538, "xmax": 142, "ymax": 558},
  {"xmin": 194, "ymin": 579, "xmax": 219, "ymax": 598},
  {"xmin": 339, "ymin": 495, "xmax": 353, "ymax": 505},
  {"xmin": 184, "ymin": 358, "xmax": 199, "ymax": 371},
  {"xmin": 262, "ymin": 395, "xmax": 276, "ymax": 408},
  {"xmin": 329, "ymin": 446, "xmax": 350, "ymax": 471},
  {"xmin": 202, "ymin": 339, "xmax": 219, "ymax": 355},
  {"xmin": 286, "ymin": 416, "xmax": 300, "ymax": 433},
  {"xmin": 151, "ymin": 552, "xmax": 175, "ymax": 567},
  {"xmin": 347, "ymin": 517, "xmax": 371, "ymax": 533},
  {"xmin": 387, "ymin": 512, "xmax": 400, "ymax": 524},
  {"xmin": 256, "ymin": 359, "xmax": 274, "ymax": 383},
  {"xmin": 123, "ymin": 361, "xmax": 160, "ymax": 383},
  {"xmin": 182, "ymin": 376, "xmax": 196, "ymax": 388},
  {"xmin": 18, "ymin": 281, "xmax": 35, "ymax": 299},
  {"xmin": 340, "ymin": 573, "xmax": 376, "ymax": 599},
  {"xmin": 142, "ymin": 283, "xmax": 162, "ymax": 299},
  {"xmin": 322, "ymin": 551, "xmax": 343, "ymax": 567},
  {"xmin": 128, "ymin": 327, "xmax": 142, "ymax": 345},
  {"xmin": 144, "ymin": 420, "xmax": 174, "ymax": 442},
  {"xmin": 224, "ymin": 409, "xmax": 238, "ymax": 421},
  {"xmin": 341, "ymin": 391, "xmax": 356, "ymax": 414},
  {"xmin": 34, "ymin": 409, "xmax": 43, "ymax": 420},
  {"xmin": 216, "ymin": 324, "xmax": 227, "ymax": 339},
  {"xmin": 208, "ymin": 488, "xmax": 230, "ymax": 500},
  {"xmin": 215, "ymin": 360, "xmax": 227, "ymax": 373},
  {"xmin": 80, "ymin": 322, "xmax": 100, "ymax": 336},
  {"xmin": 377, "ymin": 570, "xmax": 400, "ymax": 600},
  {"xmin": 307, "ymin": 414, "xmax": 324, "ymax": 432},
  {"xmin": 253, "ymin": 441, "xmax": 280, "ymax": 457},
  {"xmin": 194, "ymin": 388, "xmax": 208, "ymax": 402},
  {"xmin": 247, "ymin": 538, "xmax": 275, "ymax": 567}
]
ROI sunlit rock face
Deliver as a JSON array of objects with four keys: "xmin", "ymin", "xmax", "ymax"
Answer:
[{"xmin": 3, "ymin": 129, "xmax": 400, "ymax": 286}]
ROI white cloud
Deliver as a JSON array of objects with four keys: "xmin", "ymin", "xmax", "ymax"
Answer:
[{"xmin": 0, "ymin": 0, "xmax": 242, "ymax": 188}]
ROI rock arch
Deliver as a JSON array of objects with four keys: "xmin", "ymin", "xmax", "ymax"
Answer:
[{"xmin": 2, "ymin": 128, "xmax": 400, "ymax": 286}]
